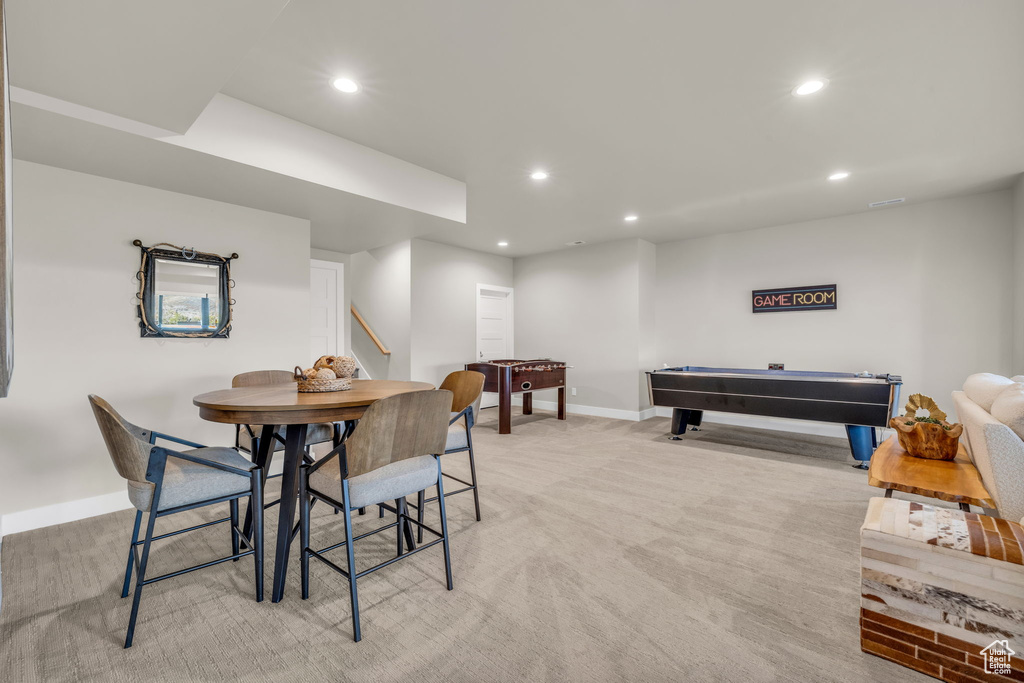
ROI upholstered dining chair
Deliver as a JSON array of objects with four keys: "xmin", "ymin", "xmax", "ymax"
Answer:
[
  {"xmin": 232, "ymin": 370, "xmax": 346, "ymax": 531},
  {"xmin": 298, "ymin": 389, "xmax": 455, "ymax": 642},
  {"xmin": 88, "ymin": 395, "xmax": 264, "ymax": 648},
  {"xmin": 412, "ymin": 370, "xmax": 485, "ymax": 540},
  {"xmin": 231, "ymin": 370, "xmax": 342, "ymax": 459}
]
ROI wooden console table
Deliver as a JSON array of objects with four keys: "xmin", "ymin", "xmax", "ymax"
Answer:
[{"xmin": 867, "ymin": 436, "xmax": 995, "ymax": 511}]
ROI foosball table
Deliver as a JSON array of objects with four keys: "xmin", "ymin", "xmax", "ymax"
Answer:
[{"xmin": 464, "ymin": 359, "xmax": 568, "ymax": 434}]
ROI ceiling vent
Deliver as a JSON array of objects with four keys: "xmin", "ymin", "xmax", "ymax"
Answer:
[
  {"xmin": 868, "ymin": 197, "xmax": 905, "ymax": 208},
  {"xmin": 566, "ymin": 240, "xmax": 586, "ymax": 246}
]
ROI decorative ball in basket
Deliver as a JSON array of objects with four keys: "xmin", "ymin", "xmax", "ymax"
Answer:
[
  {"xmin": 888, "ymin": 394, "xmax": 964, "ymax": 461},
  {"xmin": 293, "ymin": 355, "xmax": 357, "ymax": 393}
]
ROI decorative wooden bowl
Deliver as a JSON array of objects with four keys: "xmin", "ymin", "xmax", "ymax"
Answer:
[
  {"xmin": 293, "ymin": 366, "xmax": 352, "ymax": 393},
  {"xmin": 889, "ymin": 417, "xmax": 963, "ymax": 461}
]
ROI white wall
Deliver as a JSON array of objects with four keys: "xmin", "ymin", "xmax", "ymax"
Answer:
[
  {"xmin": 1013, "ymin": 175, "xmax": 1024, "ymax": 374},
  {"xmin": 0, "ymin": 161, "xmax": 311, "ymax": 521},
  {"xmin": 637, "ymin": 240, "xmax": 656, "ymax": 412},
  {"xmin": 514, "ymin": 239, "xmax": 652, "ymax": 415},
  {"xmin": 656, "ymin": 190, "xmax": 1016, "ymax": 409},
  {"xmin": 349, "ymin": 241, "xmax": 412, "ymax": 380},
  {"xmin": 410, "ymin": 239, "xmax": 512, "ymax": 387}
]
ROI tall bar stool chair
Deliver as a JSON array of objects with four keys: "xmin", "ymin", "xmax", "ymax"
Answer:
[
  {"xmin": 412, "ymin": 371, "xmax": 485, "ymax": 540},
  {"xmin": 231, "ymin": 370, "xmax": 344, "ymax": 532},
  {"xmin": 88, "ymin": 395, "xmax": 264, "ymax": 648},
  {"xmin": 231, "ymin": 370, "xmax": 342, "ymax": 461},
  {"xmin": 298, "ymin": 389, "xmax": 455, "ymax": 642}
]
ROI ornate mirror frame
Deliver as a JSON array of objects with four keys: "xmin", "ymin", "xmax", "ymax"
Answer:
[{"xmin": 134, "ymin": 240, "xmax": 237, "ymax": 339}]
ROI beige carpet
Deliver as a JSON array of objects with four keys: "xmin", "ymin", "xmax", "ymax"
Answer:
[{"xmin": 0, "ymin": 411, "xmax": 931, "ymax": 682}]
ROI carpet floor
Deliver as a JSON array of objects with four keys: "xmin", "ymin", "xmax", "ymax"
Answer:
[{"xmin": 0, "ymin": 410, "xmax": 930, "ymax": 682}]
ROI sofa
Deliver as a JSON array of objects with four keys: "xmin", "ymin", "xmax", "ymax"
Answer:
[
  {"xmin": 952, "ymin": 373, "xmax": 1024, "ymax": 524},
  {"xmin": 859, "ymin": 373, "xmax": 1024, "ymax": 681}
]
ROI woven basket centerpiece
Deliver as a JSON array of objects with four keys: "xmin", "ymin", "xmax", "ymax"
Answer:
[
  {"xmin": 888, "ymin": 393, "xmax": 963, "ymax": 461},
  {"xmin": 293, "ymin": 355, "xmax": 357, "ymax": 392}
]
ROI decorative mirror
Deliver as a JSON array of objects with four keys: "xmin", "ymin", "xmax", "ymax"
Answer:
[{"xmin": 134, "ymin": 240, "xmax": 237, "ymax": 338}]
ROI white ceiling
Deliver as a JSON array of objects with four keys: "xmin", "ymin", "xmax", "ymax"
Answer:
[
  {"xmin": 9, "ymin": 0, "xmax": 1024, "ymax": 256},
  {"xmin": 7, "ymin": 0, "xmax": 291, "ymax": 133},
  {"xmin": 12, "ymin": 104, "xmax": 464, "ymax": 254}
]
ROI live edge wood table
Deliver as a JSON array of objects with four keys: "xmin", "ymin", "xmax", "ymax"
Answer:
[
  {"xmin": 193, "ymin": 379, "xmax": 434, "ymax": 602},
  {"xmin": 867, "ymin": 435, "xmax": 995, "ymax": 512}
]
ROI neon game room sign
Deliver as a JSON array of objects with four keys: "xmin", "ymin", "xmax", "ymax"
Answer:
[{"xmin": 752, "ymin": 284, "xmax": 837, "ymax": 313}]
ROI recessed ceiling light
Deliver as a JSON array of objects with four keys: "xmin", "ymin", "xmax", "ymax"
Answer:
[
  {"xmin": 530, "ymin": 170, "xmax": 549, "ymax": 180},
  {"xmin": 828, "ymin": 171, "xmax": 850, "ymax": 181},
  {"xmin": 497, "ymin": 241, "xmax": 509, "ymax": 247},
  {"xmin": 332, "ymin": 77, "xmax": 359, "ymax": 93},
  {"xmin": 792, "ymin": 79, "xmax": 828, "ymax": 96},
  {"xmin": 624, "ymin": 214, "xmax": 638, "ymax": 222}
]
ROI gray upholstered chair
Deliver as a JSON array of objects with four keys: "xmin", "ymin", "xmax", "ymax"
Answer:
[
  {"xmin": 232, "ymin": 370, "xmax": 346, "ymax": 532},
  {"xmin": 298, "ymin": 389, "xmax": 454, "ymax": 642},
  {"xmin": 231, "ymin": 370, "xmax": 341, "ymax": 458},
  {"xmin": 413, "ymin": 371, "xmax": 485, "ymax": 540},
  {"xmin": 89, "ymin": 395, "xmax": 264, "ymax": 649}
]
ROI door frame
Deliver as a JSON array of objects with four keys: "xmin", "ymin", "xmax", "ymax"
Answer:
[
  {"xmin": 476, "ymin": 283, "xmax": 514, "ymax": 362},
  {"xmin": 310, "ymin": 259, "xmax": 346, "ymax": 356}
]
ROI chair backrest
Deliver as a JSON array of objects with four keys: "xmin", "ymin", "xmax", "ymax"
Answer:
[
  {"xmin": 88, "ymin": 395, "xmax": 153, "ymax": 484},
  {"xmin": 342, "ymin": 389, "xmax": 452, "ymax": 479},
  {"xmin": 440, "ymin": 371, "xmax": 485, "ymax": 416},
  {"xmin": 232, "ymin": 370, "xmax": 294, "ymax": 388}
]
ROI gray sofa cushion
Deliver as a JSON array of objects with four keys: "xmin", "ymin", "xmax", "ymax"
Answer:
[
  {"xmin": 309, "ymin": 454, "xmax": 438, "ymax": 510},
  {"xmin": 128, "ymin": 447, "xmax": 255, "ymax": 512}
]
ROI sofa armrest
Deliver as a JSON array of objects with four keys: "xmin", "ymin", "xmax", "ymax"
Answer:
[{"xmin": 953, "ymin": 390, "xmax": 1024, "ymax": 522}]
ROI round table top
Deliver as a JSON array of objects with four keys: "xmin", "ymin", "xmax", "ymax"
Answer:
[{"xmin": 193, "ymin": 379, "xmax": 435, "ymax": 425}]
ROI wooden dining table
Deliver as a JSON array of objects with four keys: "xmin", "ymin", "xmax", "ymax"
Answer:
[{"xmin": 193, "ymin": 379, "xmax": 434, "ymax": 602}]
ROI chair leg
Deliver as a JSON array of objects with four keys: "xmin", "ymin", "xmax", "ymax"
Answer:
[
  {"xmin": 125, "ymin": 508, "xmax": 159, "ymax": 648},
  {"xmin": 395, "ymin": 498, "xmax": 405, "ymax": 556},
  {"xmin": 466, "ymin": 430, "xmax": 482, "ymax": 522},
  {"xmin": 299, "ymin": 468, "xmax": 311, "ymax": 600},
  {"xmin": 416, "ymin": 490, "xmax": 425, "ymax": 543},
  {"xmin": 401, "ymin": 498, "xmax": 415, "ymax": 551},
  {"xmin": 251, "ymin": 472, "xmax": 264, "ymax": 603},
  {"xmin": 230, "ymin": 498, "xmax": 240, "ymax": 560},
  {"xmin": 435, "ymin": 468, "xmax": 454, "ymax": 591},
  {"xmin": 243, "ymin": 425, "xmax": 276, "ymax": 540},
  {"xmin": 121, "ymin": 510, "xmax": 143, "ymax": 599},
  {"xmin": 341, "ymin": 481, "xmax": 361, "ymax": 642}
]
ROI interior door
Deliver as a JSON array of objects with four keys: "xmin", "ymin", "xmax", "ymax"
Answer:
[
  {"xmin": 310, "ymin": 260, "xmax": 344, "ymax": 361},
  {"xmin": 476, "ymin": 284, "xmax": 513, "ymax": 408}
]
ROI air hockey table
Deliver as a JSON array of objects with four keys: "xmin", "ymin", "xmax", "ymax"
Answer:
[{"xmin": 646, "ymin": 366, "xmax": 902, "ymax": 468}]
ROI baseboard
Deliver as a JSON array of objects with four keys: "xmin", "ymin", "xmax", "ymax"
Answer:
[
  {"xmin": 652, "ymin": 406, "xmax": 848, "ymax": 438},
  {"xmin": 0, "ymin": 490, "xmax": 133, "ymax": 538},
  {"xmin": 510, "ymin": 396, "xmax": 656, "ymax": 422},
  {"xmin": 0, "ymin": 455, "xmax": 285, "ymax": 540}
]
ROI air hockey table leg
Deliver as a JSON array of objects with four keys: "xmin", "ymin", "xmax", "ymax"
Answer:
[
  {"xmin": 846, "ymin": 425, "xmax": 875, "ymax": 469},
  {"xmin": 669, "ymin": 409, "xmax": 702, "ymax": 440}
]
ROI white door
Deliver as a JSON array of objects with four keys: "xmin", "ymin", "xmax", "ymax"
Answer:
[
  {"xmin": 476, "ymin": 284, "xmax": 513, "ymax": 408},
  {"xmin": 310, "ymin": 260, "xmax": 344, "ymax": 361}
]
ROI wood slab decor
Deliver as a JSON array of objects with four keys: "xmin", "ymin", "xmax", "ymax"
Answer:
[
  {"xmin": 867, "ymin": 436, "xmax": 995, "ymax": 509},
  {"xmin": 0, "ymin": 0, "xmax": 12, "ymax": 397}
]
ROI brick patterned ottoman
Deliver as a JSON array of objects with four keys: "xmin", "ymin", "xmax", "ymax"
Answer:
[{"xmin": 860, "ymin": 497, "xmax": 1024, "ymax": 681}]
